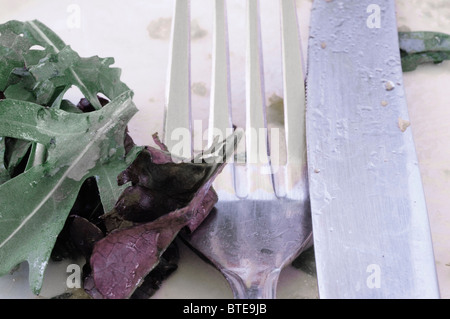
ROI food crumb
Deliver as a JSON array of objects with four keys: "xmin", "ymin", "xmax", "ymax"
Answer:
[
  {"xmin": 320, "ymin": 42, "xmax": 327, "ymax": 49},
  {"xmin": 192, "ymin": 82, "xmax": 208, "ymax": 96},
  {"xmin": 385, "ymin": 81, "xmax": 395, "ymax": 91},
  {"xmin": 314, "ymin": 168, "xmax": 321, "ymax": 173},
  {"xmin": 147, "ymin": 17, "xmax": 172, "ymax": 40},
  {"xmin": 398, "ymin": 118, "xmax": 410, "ymax": 132},
  {"xmin": 191, "ymin": 20, "xmax": 208, "ymax": 40},
  {"xmin": 381, "ymin": 100, "xmax": 388, "ymax": 107}
]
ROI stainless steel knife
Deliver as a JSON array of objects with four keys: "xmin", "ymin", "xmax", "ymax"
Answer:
[{"xmin": 306, "ymin": 0, "xmax": 440, "ymax": 298}]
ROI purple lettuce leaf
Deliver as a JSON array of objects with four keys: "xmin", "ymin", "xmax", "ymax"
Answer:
[
  {"xmin": 84, "ymin": 130, "xmax": 240, "ymax": 299},
  {"xmin": 86, "ymin": 179, "xmax": 219, "ymax": 299}
]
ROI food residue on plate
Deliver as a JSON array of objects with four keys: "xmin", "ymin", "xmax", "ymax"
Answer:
[{"xmin": 398, "ymin": 118, "xmax": 411, "ymax": 132}]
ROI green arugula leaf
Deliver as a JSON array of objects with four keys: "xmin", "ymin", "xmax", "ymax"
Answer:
[
  {"xmin": 0, "ymin": 20, "xmax": 130, "ymax": 109},
  {"xmin": 399, "ymin": 31, "xmax": 450, "ymax": 72},
  {"xmin": 3, "ymin": 137, "xmax": 31, "ymax": 176},
  {"xmin": 0, "ymin": 20, "xmax": 63, "ymax": 95},
  {"xmin": 0, "ymin": 137, "xmax": 9, "ymax": 185},
  {"xmin": 0, "ymin": 20, "xmax": 134, "ymax": 186},
  {"xmin": 0, "ymin": 89, "xmax": 139, "ymax": 295},
  {"xmin": 0, "ymin": 20, "xmax": 141, "ymax": 295}
]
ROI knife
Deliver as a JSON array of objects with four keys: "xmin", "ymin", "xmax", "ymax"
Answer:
[{"xmin": 306, "ymin": 0, "xmax": 440, "ymax": 298}]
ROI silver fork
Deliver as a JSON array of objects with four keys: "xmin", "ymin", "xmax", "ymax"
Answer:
[{"xmin": 163, "ymin": 0, "xmax": 312, "ymax": 299}]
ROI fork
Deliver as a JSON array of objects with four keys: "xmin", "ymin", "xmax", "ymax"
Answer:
[{"xmin": 163, "ymin": 0, "xmax": 312, "ymax": 299}]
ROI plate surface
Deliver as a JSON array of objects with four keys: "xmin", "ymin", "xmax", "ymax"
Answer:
[{"xmin": 0, "ymin": 0, "xmax": 449, "ymax": 299}]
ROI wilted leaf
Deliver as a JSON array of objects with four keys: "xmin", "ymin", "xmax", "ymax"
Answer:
[
  {"xmin": 87, "ymin": 185, "xmax": 218, "ymax": 299},
  {"xmin": 129, "ymin": 242, "xmax": 179, "ymax": 299},
  {"xmin": 86, "ymin": 131, "xmax": 241, "ymax": 299},
  {"xmin": 118, "ymin": 146, "xmax": 218, "ymax": 202}
]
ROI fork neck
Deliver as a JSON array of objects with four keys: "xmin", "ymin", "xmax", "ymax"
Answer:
[{"xmin": 223, "ymin": 269, "xmax": 281, "ymax": 299}]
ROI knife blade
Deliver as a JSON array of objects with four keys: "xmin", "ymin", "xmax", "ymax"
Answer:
[{"xmin": 306, "ymin": 0, "xmax": 440, "ymax": 298}]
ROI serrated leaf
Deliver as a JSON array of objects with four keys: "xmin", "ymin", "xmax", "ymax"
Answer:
[
  {"xmin": 0, "ymin": 20, "xmax": 61, "ymax": 92},
  {"xmin": 0, "ymin": 90, "xmax": 139, "ymax": 294},
  {"xmin": 0, "ymin": 19, "xmax": 134, "ymax": 188},
  {"xmin": 399, "ymin": 31, "xmax": 450, "ymax": 72},
  {"xmin": 0, "ymin": 20, "xmax": 130, "ymax": 109}
]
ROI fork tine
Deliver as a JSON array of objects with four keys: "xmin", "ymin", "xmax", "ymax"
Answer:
[
  {"xmin": 163, "ymin": 0, "xmax": 192, "ymax": 158},
  {"xmin": 279, "ymin": 0, "xmax": 307, "ymax": 200},
  {"xmin": 209, "ymin": 0, "xmax": 232, "ymax": 146},
  {"xmin": 208, "ymin": 0, "xmax": 237, "ymax": 199},
  {"xmin": 245, "ymin": 0, "xmax": 275, "ymax": 198},
  {"xmin": 180, "ymin": 0, "xmax": 313, "ymax": 299}
]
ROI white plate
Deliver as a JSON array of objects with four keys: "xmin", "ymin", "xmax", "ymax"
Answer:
[{"xmin": 0, "ymin": 0, "xmax": 449, "ymax": 299}]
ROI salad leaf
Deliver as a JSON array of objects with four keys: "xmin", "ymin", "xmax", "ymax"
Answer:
[
  {"xmin": 85, "ymin": 132, "xmax": 241, "ymax": 299},
  {"xmin": 3, "ymin": 137, "xmax": 31, "ymax": 177},
  {"xmin": 0, "ymin": 19, "xmax": 240, "ymax": 299},
  {"xmin": 86, "ymin": 188, "xmax": 218, "ymax": 299},
  {"xmin": 0, "ymin": 137, "xmax": 9, "ymax": 185},
  {"xmin": 0, "ymin": 19, "xmax": 132, "ymax": 186},
  {"xmin": 0, "ymin": 19, "xmax": 141, "ymax": 295},
  {"xmin": 0, "ymin": 92, "xmax": 9, "ymax": 185},
  {"xmin": 0, "ymin": 20, "xmax": 129, "ymax": 109},
  {"xmin": 129, "ymin": 241, "xmax": 179, "ymax": 299},
  {"xmin": 399, "ymin": 31, "xmax": 450, "ymax": 72},
  {"xmin": 0, "ymin": 90, "xmax": 139, "ymax": 294},
  {"xmin": 117, "ymin": 146, "xmax": 218, "ymax": 203}
]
